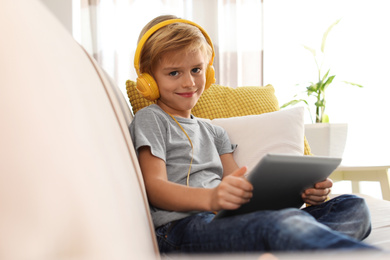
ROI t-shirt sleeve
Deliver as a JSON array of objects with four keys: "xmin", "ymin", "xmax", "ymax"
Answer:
[
  {"xmin": 129, "ymin": 108, "xmax": 167, "ymax": 162},
  {"xmin": 212, "ymin": 124, "xmax": 237, "ymax": 156}
]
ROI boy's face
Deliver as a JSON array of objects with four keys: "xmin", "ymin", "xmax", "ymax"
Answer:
[{"xmin": 153, "ymin": 49, "xmax": 207, "ymax": 118}]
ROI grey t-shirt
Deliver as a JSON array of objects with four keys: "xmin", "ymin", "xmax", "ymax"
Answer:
[{"xmin": 129, "ymin": 104, "xmax": 236, "ymax": 227}]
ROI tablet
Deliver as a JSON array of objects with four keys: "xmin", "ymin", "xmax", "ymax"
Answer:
[{"xmin": 214, "ymin": 153, "xmax": 342, "ymax": 219}]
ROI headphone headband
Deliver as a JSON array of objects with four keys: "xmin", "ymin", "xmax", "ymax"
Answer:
[
  {"xmin": 133, "ymin": 18, "xmax": 216, "ymax": 101},
  {"xmin": 134, "ymin": 18, "xmax": 215, "ymax": 75}
]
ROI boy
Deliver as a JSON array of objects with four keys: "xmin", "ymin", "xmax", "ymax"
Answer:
[{"xmin": 130, "ymin": 15, "xmax": 375, "ymax": 253}]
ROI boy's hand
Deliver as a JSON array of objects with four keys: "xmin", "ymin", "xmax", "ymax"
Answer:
[
  {"xmin": 210, "ymin": 166, "xmax": 253, "ymax": 211},
  {"xmin": 302, "ymin": 178, "xmax": 333, "ymax": 205}
]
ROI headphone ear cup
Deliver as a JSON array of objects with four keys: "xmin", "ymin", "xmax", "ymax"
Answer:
[
  {"xmin": 136, "ymin": 73, "xmax": 160, "ymax": 101},
  {"xmin": 205, "ymin": 65, "xmax": 216, "ymax": 90}
]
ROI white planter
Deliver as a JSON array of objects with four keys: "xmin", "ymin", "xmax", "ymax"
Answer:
[{"xmin": 304, "ymin": 123, "xmax": 348, "ymax": 158}]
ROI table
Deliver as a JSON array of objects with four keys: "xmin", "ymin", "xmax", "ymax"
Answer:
[{"xmin": 330, "ymin": 165, "xmax": 390, "ymax": 201}]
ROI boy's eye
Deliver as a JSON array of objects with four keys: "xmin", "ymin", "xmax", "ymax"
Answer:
[
  {"xmin": 169, "ymin": 71, "xmax": 179, "ymax": 77},
  {"xmin": 192, "ymin": 68, "xmax": 201, "ymax": 73}
]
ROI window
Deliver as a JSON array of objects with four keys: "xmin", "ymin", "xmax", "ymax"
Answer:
[{"xmin": 264, "ymin": 0, "xmax": 390, "ymax": 163}]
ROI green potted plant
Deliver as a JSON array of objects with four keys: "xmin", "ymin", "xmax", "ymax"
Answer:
[
  {"xmin": 281, "ymin": 19, "xmax": 363, "ymax": 157},
  {"xmin": 281, "ymin": 19, "xmax": 363, "ymax": 123}
]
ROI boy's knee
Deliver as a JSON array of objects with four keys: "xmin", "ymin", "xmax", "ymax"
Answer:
[
  {"xmin": 265, "ymin": 209, "xmax": 325, "ymax": 246},
  {"xmin": 274, "ymin": 208, "xmax": 315, "ymax": 232},
  {"xmin": 337, "ymin": 194, "xmax": 370, "ymax": 217},
  {"xmin": 333, "ymin": 194, "xmax": 372, "ymax": 239},
  {"xmin": 337, "ymin": 194, "xmax": 366, "ymax": 205},
  {"xmin": 350, "ymin": 196, "xmax": 372, "ymax": 239}
]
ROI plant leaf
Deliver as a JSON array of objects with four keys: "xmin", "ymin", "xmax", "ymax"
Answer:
[
  {"xmin": 323, "ymin": 75, "xmax": 336, "ymax": 90},
  {"xmin": 280, "ymin": 99, "xmax": 308, "ymax": 109},
  {"xmin": 321, "ymin": 19, "xmax": 341, "ymax": 53},
  {"xmin": 303, "ymin": 45, "xmax": 316, "ymax": 57},
  {"xmin": 307, "ymin": 83, "xmax": 319, "ymax": 95},
  {"xmin": 317, "ymin": 81, "xmax": 325, "ymax": 93},
  {"xmin": 322, "ymin": 114, "xmax": 330, "ymax": 123},
  {"xmin": 342, "ymin": 81, "xmax": 364, "ymax": 88},
  {"xmin": 315, "ymin": 100, "xmax": 325, "ymax": 107},
  {"xmin": 321, "ymin": 69, "xmax": 330, "ymax": 82}
]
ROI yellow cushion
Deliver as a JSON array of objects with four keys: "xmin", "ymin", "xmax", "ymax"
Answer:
[
  {"xmin": 192, "ymin": 84, "xmax": 279, "ymax": 119},
  {"xmin": 126, "ymin": 80, "xmax": 312, "ymax": 155}
]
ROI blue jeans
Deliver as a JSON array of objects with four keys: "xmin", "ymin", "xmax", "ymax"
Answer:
[{"xmin": 155, "ymin": 194, "xmax": 376, "ymax": 253}]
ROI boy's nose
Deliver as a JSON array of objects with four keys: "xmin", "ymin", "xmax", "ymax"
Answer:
[{"xmin": 182, "ymin": 73, "xmax": 195, "ymax": 88}]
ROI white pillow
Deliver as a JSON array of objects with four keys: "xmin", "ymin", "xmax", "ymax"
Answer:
[{"xmin": 209, "ymin": 107, "xmax": 305, "ymax": 175}]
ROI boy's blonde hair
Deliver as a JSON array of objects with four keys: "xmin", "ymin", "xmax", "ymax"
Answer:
[{"xmin": 137, "ymin": 15, "xmax": 213, "ymax": 76}]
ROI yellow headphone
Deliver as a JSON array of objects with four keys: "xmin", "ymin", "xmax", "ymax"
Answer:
[{"xmin": 134, "ymin": 19, "xmax": 216, "ymax": 101}]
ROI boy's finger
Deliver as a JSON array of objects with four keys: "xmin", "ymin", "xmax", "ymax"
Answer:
[
  {"xmin": 315, "ymin": 178, "xmax": 333, "ymax": 189},
  {"xmin": 231, "ymin": 166, "xmax": 248, "ymax": 177},
  {"xmin": 225, "ymin": 188, "xmax": 252, "ymax": 204},
  {"xmin": 230, "ymin": 167, "xmax": 253, "ymax": 191}
]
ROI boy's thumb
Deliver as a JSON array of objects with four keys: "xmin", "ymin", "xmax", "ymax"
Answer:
[{"xmin": 231, "ymin": 166, "xmax": 248, "ymax": 177}]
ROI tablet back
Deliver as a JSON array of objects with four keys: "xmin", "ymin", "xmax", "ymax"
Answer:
[{"xmin": 215, "ymin": 154, "xmax": 342, "ymax": 219}]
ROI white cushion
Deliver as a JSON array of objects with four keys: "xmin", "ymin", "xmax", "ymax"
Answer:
[{"xmin": 209, "ymin": 107, "xmax": 305, "ymax": 174}]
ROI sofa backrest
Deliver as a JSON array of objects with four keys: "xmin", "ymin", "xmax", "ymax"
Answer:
[{"xmin": 0, "ymin": 0, "xmax": 158, "ymax": 259}]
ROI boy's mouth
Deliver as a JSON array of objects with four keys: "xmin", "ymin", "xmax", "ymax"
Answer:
[{"xmin": 176, "ymin": 91, "xmax": 197, "ymax": 98}]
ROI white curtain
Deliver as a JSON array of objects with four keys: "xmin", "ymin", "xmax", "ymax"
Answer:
[
  {"xmin": 77, "ymin": 0, "xmax": 264, "ymax": 94},
  {"xmin": 216, "ymin": 0, "xmax": 263, "ymax": 87}
]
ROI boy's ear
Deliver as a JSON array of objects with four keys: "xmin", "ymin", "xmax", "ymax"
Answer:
[{"xmin": 136, "ymin": 73, "xmax": 160, "ymax": 101}]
